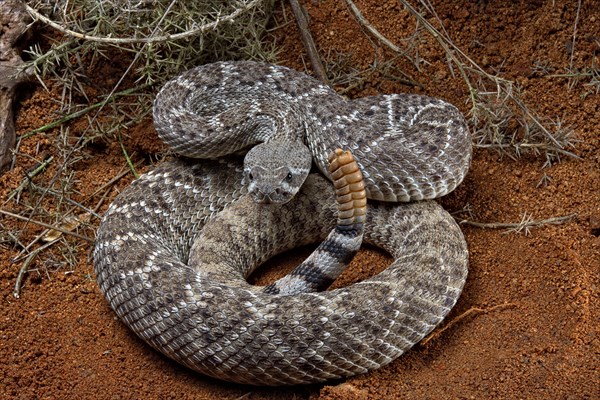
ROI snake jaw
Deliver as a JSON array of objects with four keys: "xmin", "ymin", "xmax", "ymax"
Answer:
[{"xmin": 244, "ymin": 166, "xmax": 298, "ymax": 204}]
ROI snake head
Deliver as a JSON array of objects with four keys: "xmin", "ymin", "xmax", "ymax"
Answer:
[{"xmin": 243, "ymin": 139, "xmax": 312, "ymax": 204}]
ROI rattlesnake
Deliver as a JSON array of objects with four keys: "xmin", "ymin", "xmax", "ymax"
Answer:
[{"xmin": 93, "ymin": 61, "xmax": 471, "ymax": 385}]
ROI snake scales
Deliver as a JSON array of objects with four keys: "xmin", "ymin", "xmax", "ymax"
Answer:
[{"xmin": 93, "ymin": 61, "xmax": 471, "ymax": 385}]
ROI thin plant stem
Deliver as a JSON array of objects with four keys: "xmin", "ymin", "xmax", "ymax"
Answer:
[{"xmin": 24, "ymin": 1, "xmax": 265, "ymax": 44}]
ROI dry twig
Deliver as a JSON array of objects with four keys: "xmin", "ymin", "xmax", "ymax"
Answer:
[
  {"xmin": 289, "ymin": 0, "xmax": 329, "ymax": 85},
  {"xmin": 460, "ymin": 213, "xmax": 577, "ymax": 235},
  {"xmin": 24, "ymin": 1, "xmax": 265, "ymax": 45},
  {"xmin": 343, "ymin": 0, "xmax": 416, "ymax": 61},
  {"xmin": 344, "ymin": 0, "xmax": 577, "ymax": 165},
  {"xmin": 0, "ymin": 208, "xmax": 93, "ymax": 242},
  {"xmin": 13, "ymin": 238, "xmax": 60, "ymax": 298},
  {"xmin": 568, "ymin": 0, "xmax": 582, "ymax": 74},
  {"xmin": 421, "ymin": 303, "xmax": 516, "ymax": 346},
  {"xmin": 6, "ymin": 155, "xmax": 53, "ymax": 203}
]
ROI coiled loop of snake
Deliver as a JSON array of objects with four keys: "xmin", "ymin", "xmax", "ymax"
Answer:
[
  {"xmin": 94, "ymin": 62, "xmax": 471, "ymax": 385},
  {"xmin": 94, "ymin": 156, "xmax": 468, "ymax": 385}
]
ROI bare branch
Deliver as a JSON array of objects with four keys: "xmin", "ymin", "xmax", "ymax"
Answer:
[
  {"xmin": 289, "ymin": 0, "xmax": 329, "ymax": 85},
  {"xmin": 25, "ymin": 0, "xmax": 264, "ymax": 45},
  {"xmin": 344, "ymin": 0, "xmax": 404, "ymax": 53},
  {"xmin": 460, "ymin": 213, "xmax": 577, "ymax": 235},
  {"xmin": 421, "ymin": 303, "xmax": 516, "ymax": 346},
  {"xmin": 0, "ymin": 208, "xmax": 94, "ymax": 242}
]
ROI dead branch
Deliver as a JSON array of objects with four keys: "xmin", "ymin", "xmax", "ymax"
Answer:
[
  {"xmin": 0, "ymin": 0, "xmax": 32, "ymax": 173},
  {"xmin": 344, "ymin": 0, "xmax": 405, "ymax": 55},
  {"xmin": 460, "ymin": 213, "xmax": 577, "ymax": 235},
  {"xmin": 13, "ymin": 238, "xmax": 59, "ymax": 298},
  {"xmin": 421, "ymin": 303, "xmax": 516, "ymax": 346},
  {"xmin": 24, "ymin": 0, "xmax": 264, "ymax": 45},
  {"xmin": 288, "ymin": 0, "xmax": 329, "ymax": 85},
  {"xmin": 0, "ymin": 208, "xmax": 93, "ymax": 242}
]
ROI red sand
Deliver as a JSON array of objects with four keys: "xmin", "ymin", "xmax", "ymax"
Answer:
[{"xmin": 1, "ymin": 1, "xmax": 598, "ymax": 398}]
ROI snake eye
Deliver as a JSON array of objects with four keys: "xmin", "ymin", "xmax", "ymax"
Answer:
[
  {"xmin": 248, "ymin": 172, "xmax": 254, "ymax": 180},
  {"xmin": 286, "ymin": 172, "xmax": 293, "ymax": 181}
]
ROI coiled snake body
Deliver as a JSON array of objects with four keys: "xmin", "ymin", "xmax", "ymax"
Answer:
[{"xmin": 94, "ymin": 61, "xmax": 471, "ymax": 385}]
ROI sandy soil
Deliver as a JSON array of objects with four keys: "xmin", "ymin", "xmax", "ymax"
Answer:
[{"xmin": 1, "ymin": 1, "xmax": 599, "ymax": 399}]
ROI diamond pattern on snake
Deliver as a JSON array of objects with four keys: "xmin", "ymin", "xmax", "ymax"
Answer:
[{"xmin": 93, "ymin": 61, "xmax": 471, "ymax": 385}]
